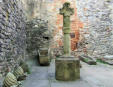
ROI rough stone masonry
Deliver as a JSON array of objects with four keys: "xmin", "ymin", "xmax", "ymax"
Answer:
[
  {"xmin": 0, "ymin": 0, "xmax": 26, "ymax": 76},
  {"xmin": 19, "ymin": 0, "xmax": 113, "ymax": 58},
  {"xmin": 76, "ymin": 0, "xmax": 113, "ymax": 57}
]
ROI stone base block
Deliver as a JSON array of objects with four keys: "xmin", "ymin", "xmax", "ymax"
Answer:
[{"xmin": 55, "ymin": 56, "xmax": 80, "ymax": 81}]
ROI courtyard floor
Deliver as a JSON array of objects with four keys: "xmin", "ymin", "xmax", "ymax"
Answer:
[{"xmin": 23, "ymin": 59, "xmax": 113, "ymax": 87}]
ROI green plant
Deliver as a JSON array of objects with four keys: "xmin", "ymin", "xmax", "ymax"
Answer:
[
  {"xmin": 84, "ymin": 58, "xmax": 89, "ymax": 62},
  {"xmin": 96, "ymin": 59, "xmax": 108, "ymax": 64}
]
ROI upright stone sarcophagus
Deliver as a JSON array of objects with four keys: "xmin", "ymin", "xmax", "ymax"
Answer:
[
  {"xmin": 55, "ymin": 2, "xmax": 80, "ymax": 81},
  {"xmin": 38, "ymin": 48, "xmax": 50, "ymax": 66}
]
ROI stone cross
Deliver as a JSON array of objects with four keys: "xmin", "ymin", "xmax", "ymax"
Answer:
[{"xmin": 60, "ymin": 2, "xmax": 74, "ymax": 56}]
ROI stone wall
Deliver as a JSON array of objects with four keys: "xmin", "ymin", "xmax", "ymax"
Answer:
[
  {"xmin": 26, "ymin": 18, "xmax": 52, "ymax": 58},
  {"xmin": 48, "ymin": 0, "xmax": 83, "ymax": 51},
  {"xmin": 21, "ymin": 0, "xmax": 113, "ymax": 58},
  {"xmin": 0, "ymin": 0, "xmax": 26, "ymax": 75},
  {"xmin": 76, "ymin": 0, "xmax": 113, "ymax": 57},
  {"xmin": 20, "ymin": 0, "xmax": 55, "ymax": 58},
  {"xmin": 20, "ymin": 0, "xmax": 48, "ymax": 21},
  {"xmin": 20, "ymin": 0, "xmax": 84, "ymax": 51}
]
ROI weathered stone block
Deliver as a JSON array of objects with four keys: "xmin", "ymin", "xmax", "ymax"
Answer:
[
  {"xmin": 38, "ymin": 48, "xmax": 50, "ymax": 66},
  {"xmin": 55, "ymin": 57, "xmax": 80, "ymax": 81}
]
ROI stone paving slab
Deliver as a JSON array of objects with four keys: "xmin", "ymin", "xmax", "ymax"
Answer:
[
  {"xmin": 23, "ymin": 80, "xmax": 50, "ymax": 87},
  {"xmin": 0, "ymin": 78, "xmax": 3, "ymax": 87},
  {"xmin": 23, "ymin": 59, "xmax": 113, "ymax": 87},
  {"xmin": 80, "ymin": 62, "xmax": 113, "ymax": 87},
  {"xmin": 1, "ymin": 59, "xmax": 113, "ymax": 87},
  {"xmin": 50, "ymin": 79, "xmax": 91, "ymax": 87}
]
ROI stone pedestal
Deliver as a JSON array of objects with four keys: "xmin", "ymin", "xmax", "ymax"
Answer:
[
  {"xmin": 55, "ymin": 56, "xmax": 80, "ymax": 81},
  {"xmin": 38, "ymin": 48, "xmax": 50, "ymax": 66}
]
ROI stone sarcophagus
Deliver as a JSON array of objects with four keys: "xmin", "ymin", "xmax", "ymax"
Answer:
[{"xmin": 38, "ymin": 48, "xmax": 50, "ymax": 66}]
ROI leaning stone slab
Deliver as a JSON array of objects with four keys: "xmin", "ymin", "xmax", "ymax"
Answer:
[
  {"xmin": 38, "ymin": 48, "xmax": 50, "ymax": 66},
  {"xmin": 79, "ymin": 55, "xmax": 97, "ymax": 65},
  {"xmin": 96, "ymin": 58, "xmax": 113, "ymax": 65},
  {"xmin": 104, "ymin": 60, "xmax": 113, "ymax": 65},
  {"xmin": 104, "ymin": 55, "xmax": 113, "ymax": 60},
  {"xmin": 96, "ymin": 55, "xmax": 113, "ymax": 65},
  {"xmin": 55, "ymin": 57, "xmax": 80, "ymax": 81}
]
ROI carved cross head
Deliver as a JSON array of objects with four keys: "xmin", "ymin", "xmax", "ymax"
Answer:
[{"xmin": 60, "ymin": 2, "xmax": 74, "ymax": 17}]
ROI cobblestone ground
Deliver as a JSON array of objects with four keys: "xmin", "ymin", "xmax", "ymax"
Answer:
[{"xmin": 0, "ymin": 59, "xmax": 113, "ymax": 87}]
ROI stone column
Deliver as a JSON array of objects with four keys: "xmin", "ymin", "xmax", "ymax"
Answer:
[{"xmin": 60, "ymin": 2, "xmax": 74, "ymax": 56}]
